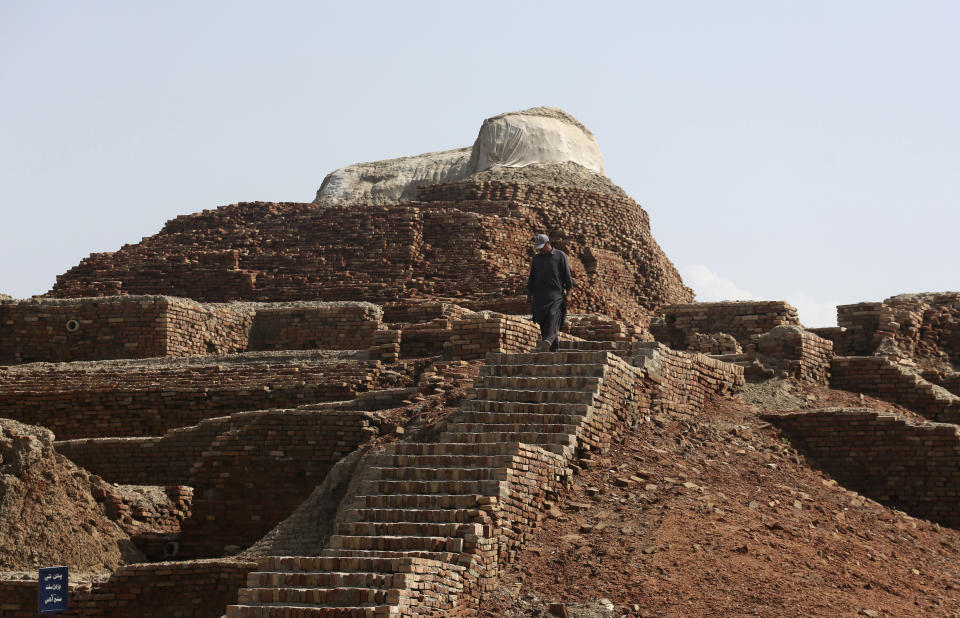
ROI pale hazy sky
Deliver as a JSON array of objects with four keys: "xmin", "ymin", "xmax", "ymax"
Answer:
[{"xmin": 2, "ymin": 1, "xmax": 957, "ymax": 326}]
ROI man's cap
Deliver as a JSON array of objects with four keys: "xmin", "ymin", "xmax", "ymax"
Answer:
[{"xmin": 533, "ymin": 233, "xmax": 550, "ymax": 250}]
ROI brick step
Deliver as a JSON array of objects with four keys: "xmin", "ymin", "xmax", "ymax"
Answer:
[
  {"xmin": 473, "ymin": 376, "xmax": 602, "ymax": 390},
  {"xmin": 444, "ymin": 422, "xmax": 581, "ymax": 436},
  {"xmin": 319, "ymin": 548, "xmax": 456, "ymax": 563},
  {"xmin": 368, "ymin": 452, "xmax": 521, "ymax": 468},
  {"xmin": 438, "ymin": 430, "xmax": 576, "ymax": 448},
  {"xmin": 328, "ymin": 534, "xmax": 465, "ymax": 553},
  {"xmin": 485, "ymin": 351, "xmax": 612, "ymax": 365},
  {"xmin": 460, "ymin": 400, "xmax": 593, "ymax": 416},
  {"xmin": 556, "ymin": 341, "xmax": 629, "ymax": 350},
  {"xmin": 479, "ymin": 363, "xmax": 606, "ymax": 378},
  {"xmin": 473, "ymin": 388, "xmax": 596, "ymax": 404},
  {"xmin": 456, "ymin": 411, "xmax": 588, "ymax": 425},
  {"xmin": 390, "ymin": 442, "xmax": 525, "ymax": 456},
  {"xmin": 335, "ymin": 521, "xmax": 483, "ymax": 538},
  {"xmin": 349, "ymin": 508, "xmax": 488, "ymax": 524},
  {"xmin": 227, "ymin": 604, "xmax": 398, "ymax": 617},
  {"xmin": 368, "ymin": 466, "xmax": 508, "ymax": 482},
  {"xmin": 358, "ymin": 479, "xmax": 502, "ymax": 496},
  {"xmin": 238, "ymin": 585, "xmax": 400, "ymax": 606},
  {"xmin": 254, "ymin": 556, "xmax": 429, "ymax": 574},
  {"xmin": 356, "ymin": 494, "xmax": 489, "ymax": 510},
  {"xmin": 246, "ymin": 571, "xmax": 401, "ymax": 590}
]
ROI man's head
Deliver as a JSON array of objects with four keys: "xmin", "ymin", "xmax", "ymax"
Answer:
[{"xmin": 533, "ymin": 233, "xmax": 552, "ymax": 254}]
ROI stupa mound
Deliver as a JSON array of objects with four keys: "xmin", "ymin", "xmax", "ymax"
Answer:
[
  {"xmin": 48, "ymin": 107, "xmax": 692, "ymax": 324},
  {"xmin": 315, "ymin": 106, "xmax": 605, "ymax": 206}
]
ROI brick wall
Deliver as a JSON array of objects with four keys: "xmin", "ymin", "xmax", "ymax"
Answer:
[
  {"xmin": 764, "ymin": 407, "xmax": 960, "ymax": 528},
  {"xmin": 0, "ymin": 560, "xmax": 257, "ymax": 617},
  {"xmin": 755, "ymin": 325, "xmax": 833, "ymax": 384},
  {"xmin": 447, "ymin": 312, "xmax": 541, "ymax": 360},
  {"xmin": 177, "ymin": 409, "xmax": 378, "ymax": 558},
  {"xmin": 49, "ymin": 181, "xmax": 692, "ymax": 324},
  {"xmin": 0, "ymin": 357, "xmax": 390, "ymax": 439},
  {"xmin": 830, "ymin": 356, "xmax": 960, "ymax": 423},
  {"xmin": 651, "ymin": 301, "xmax": 800, "ymax": 349},
  {"xmin": 247, "ymin": 302, "xmax": 383, "ymax": 351},
  {"xmin": 631, "ymin": 342, "xmax": 745, "ymax": 415}
]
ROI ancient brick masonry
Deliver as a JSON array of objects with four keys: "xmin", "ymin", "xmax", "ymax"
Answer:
[
  {"xmin": 0, "ymin": 560, "xmax": 258, "ymax": 618},
  {"xmin": 830, "ymin": 356, "xmax": 960, "ymax": 423},
  {"xmin": 651, "ymin": 301, "xmax": 800, "ymax": 349},
  {"xmin": 0, "ymin": 296, "xmax": 392, "ymax": 364},
  {"xmin": 228, "ymin": 343, "xmax": 742, "ymax": 616},
  {"xmin": 447, "ymin": 312, "xmax": 543, "ymax": 361},
  {"xmin": 0, "ymin": 296, "xmax": 251, "ymax": 363},
  {"xmin": 178, "ymin": 409, "xmax": 380, "ymax": 558},
  {"xmin": 48, "ymin": 181, "xmax": 692, "ymax": 325},
  {"xmin": 0, "ymin": 356, "xmax": 392, "ymax": 439},
  {"xmin": 755, "ymin": 325, "xmax": 833, "ymax": 384},
  {"xmin": 764, "ymin": 407, "xmax": 960, "ymax": 528}
]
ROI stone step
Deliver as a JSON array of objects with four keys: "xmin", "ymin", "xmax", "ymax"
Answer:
[
  {"xmin": 355, "ymin": 494, "xmax": 489, "ymax": 510},
  {"xmin": 246, "ymin": 570, "xmax": 401, "ymax": 590},
  {"xmin": 368, "ymin": 452, "xmax": 521, "ymax": 468},
  {"xmin": 390, "ymin": 442, "xmax": 525, "ymax": 456},
  {"xmin": 319, "ymin": 548, "xmax": 457, "ymax": 564},
  {"xmin": 335, "ymin": 521, "xmax": 483, "ymax": 538},
  {"xmin": 437, "ymin": 430, "xmax": 576, "ymax": 448},
  {"xmin": 349, "ymin": 508, "xmax": 488, "ymax": 524},
  {"xmin": 254, "ymin": 556, "xmax": 422, "ymax": 574},
  {"xmin": 479, "ymin": 363, "xmax": 606, "ymax": 378},
  {"xmin": 227, "ymin": 604, "xmax": 397, "ymax": 617},
  {"xmin": 460, "ymin": 399, "xmax": 593, "ymax": 416},
  {"xmin": 444, "ymin": 422, "xmax": 581, "ymax": 436},
  {"xmin": 473, "ymin": 388, "xmax": 596, "ymax": 404},
  {"xmin": 368, "ymin": 466, "xmax": 508, "ymax": 482},
  {"xmin": 328, "ymin": 535, "xmax": 465, "ymax": 554},
  {"xmin": 485, "ymin": 351, "xmax": 612, "ymax": 365},
  {"xmin": 357, "ymin": 479, "xmax": 502, "ymax": 496},
  {"xmin": 456, "ymin": 411, "xmax": 588, "ymax": 425},
  {"xmin": 238, "ymin": 585, "xmax": 399, "ymax": 607},
  {"xmin": 473, "ymin": 375, "xmax": 602, "ymax": 390}
]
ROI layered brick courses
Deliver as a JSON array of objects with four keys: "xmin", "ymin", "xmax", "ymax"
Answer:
[
  {"xmin": 0, "ymin": 297, "xmax": 391, "ymax": 364},
  {"xmin": 0, "ymin": 560, "xmax": 256, "ymax": 617},
  {"xmin": 49, "ymin": 182, "xmax": 691, "ymax": 325},
  {"xmin": 922, "ymin": 370, "xmax": 960, "ymax": 397},
  {"xmin": 228, "ymin": 343, "xmax": 740, "ymax": 615},
  {"xmin": 447, "ymin": 312, "xmax": 542, "ymax": 361},
  {"xmin": 755, "ymin": 325, "xmax": 833, "ymax": 384},
  {"xmin": 763, "ymin": 407, "xmax": 960, "ymax": 528},
  {"xmin": 651, "ymin": 301, "xmax": 800, "ymax": 349},
  {"xmin": 830, "ymin": 356, "xmax": 960, "ymax": 423},
  {"xmin": 0, "ymin": 355, "xmax": 390, "ymax": 439},
  {"xmin": 0, "ymin": 296, "xmax": 251, "ymax": 364},
  {"xmin": 631, "ymin": 343, "xmax": 745, "ymax": 415},
  {"xmin": 178, "ymin": 409, "xmax": 379, "ymax": 558}
]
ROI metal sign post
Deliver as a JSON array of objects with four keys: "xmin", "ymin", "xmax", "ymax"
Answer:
[{"xmin": 38, "ymin": 566, "xmax": 68, "ymax": 616}]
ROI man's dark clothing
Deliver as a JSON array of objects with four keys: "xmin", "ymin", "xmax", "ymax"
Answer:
[{"xmin": 527, "ymin": 249, "xmax": 574, "ymax": 351}]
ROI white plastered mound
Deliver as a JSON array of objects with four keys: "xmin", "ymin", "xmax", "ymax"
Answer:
[{"xmin": 314, "ymin": 107, "xmax": 605, "ymax": 205}]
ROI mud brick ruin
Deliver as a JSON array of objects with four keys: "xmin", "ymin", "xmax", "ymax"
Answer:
[{"xmin": 2, "ymin": 107, "xmax": 960, "ymax": 616}]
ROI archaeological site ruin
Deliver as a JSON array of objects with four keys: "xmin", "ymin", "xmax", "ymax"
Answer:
[{"xmin": 2, "ymin": 107, "xmax": 960, "ymax": 616}]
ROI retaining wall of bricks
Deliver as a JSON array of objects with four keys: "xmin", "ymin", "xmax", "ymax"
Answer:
[
  {"xmin": 0, "ymin": 357, "xmax": 389, "ymax": 439},
  {"xmin": 0, "ymin": 560, "xmax": 256, "ymax": 617},
  {"xmin": 177, "ymin": 409, "xmax": 379, "ymax": 558},
  {"xmin": 830, "ymin": 356, "xmax": 960, "ymax": 423},
  {"xmin": 755, "ymin": 325, "xmax": 833, "ymax": 384},
  {"xmin": 632, "ymin": 342, "xmax": 745, "ymax": 414},
  {"xmin": 651, "ymin": 301, "xmax": 800, "ymax": 349},
  {"xmin": 764, "ymin": 407, "xmax": 960, "ymax": 528},
  {"xmin": 923, "ymin": 370, "xmax": 960, "ymax": 397},
  {"xmin": 447, "ymin": 312, "xmax": 541, "ymax": 360},
  {"xmin": 246, "ymin": 302, "xmax": 383, "ymax": 351}
]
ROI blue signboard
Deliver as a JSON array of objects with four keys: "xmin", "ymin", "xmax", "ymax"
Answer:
[{"xmin": 38, "ymin": 566, "xmax": 69, "ymax": 614}]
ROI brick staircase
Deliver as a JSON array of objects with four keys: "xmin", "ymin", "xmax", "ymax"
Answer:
[{"xmin": 226, "ymin": 347, "xmax": 641, "ymax": 616}]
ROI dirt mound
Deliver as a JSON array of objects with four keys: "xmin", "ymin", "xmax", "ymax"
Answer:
[
  {"xmin": 0, "ymin": 419, "xmax": 143, "ymax": 571},
  {"xmin": 484, "ymin": 383, "xmax": 960, "ymax": 616},
  {"xmin": 467, "ymin": 162, "xmax": 628, "ymax": 198}
]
